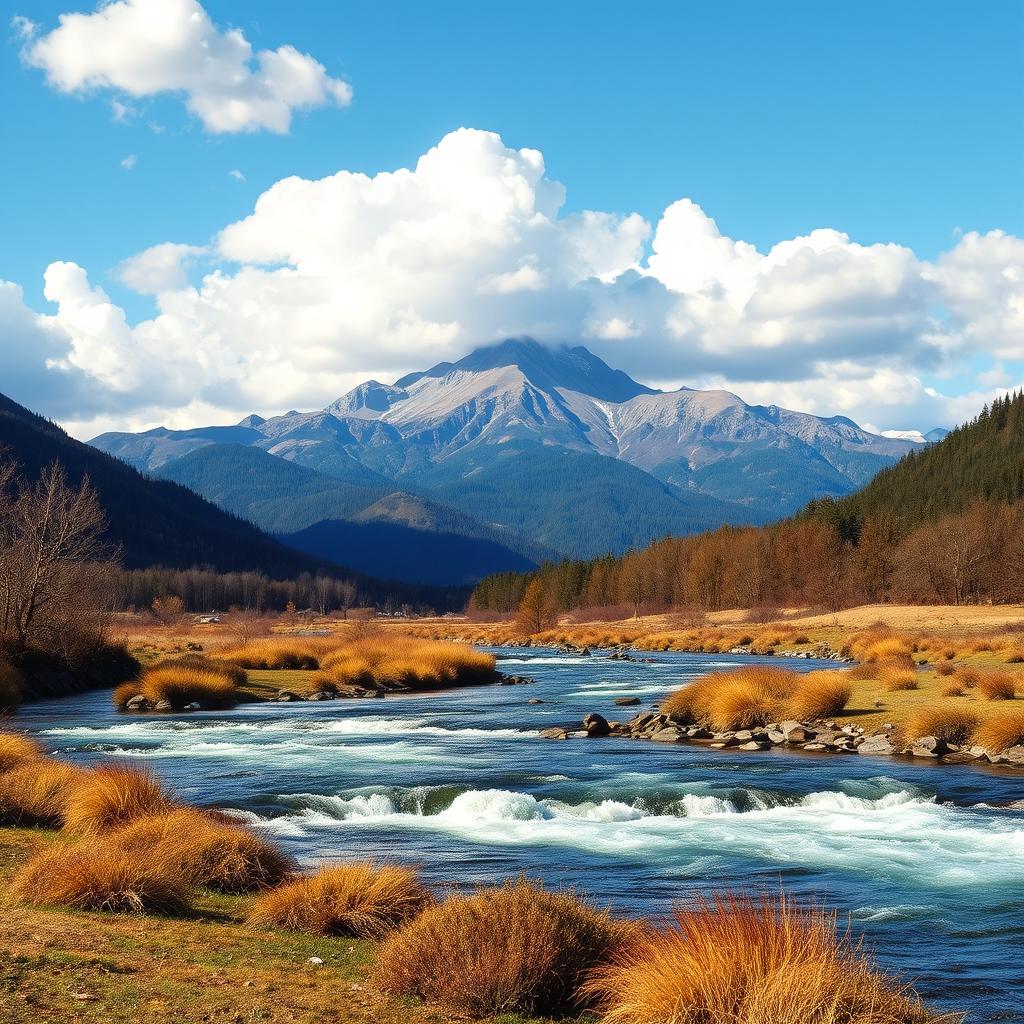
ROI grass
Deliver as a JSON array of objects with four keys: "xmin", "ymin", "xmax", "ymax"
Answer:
[
  {"xmin": 905, "ymin": 707, "xmax": 981, "ymax": 746},
  {"xmin": 661, "ymin": 666, "xmax": 853, "ymax": 731},
  {"xmin": 0, "ymin": 731, "xmax": 43, "ymax": 773},
  {"xmin": 374, "ymin": 878, "xmax": 632, "ymax": 1018},
  {"xmin": 884, "ymin": 670, "xmax": 920, "ymax": 692},
  {"xmin": 215, "ymin": 637, "xmax": 331, "ymax": 671},
  {"xmin": 8, "ymin": 843, "xmax": 190, "ymax": 915},
  {"xmin": 62, "ymin": 765, "xmax": 175, "ymax": 835},
  {"xmin": 248, "ymin": 861, "xmax": 432, "ymax": 937},
  {"xmin": 116, "ymin": 655, "xmax": 246, "ymax": 710},
  {"xmin": 584, "ymin": 892, "xmax": 941, "ymax": 1024},
  {"xmin": 972, "ymin": 709, "xmax": 1024, "ymax": 753},
  {"xmin": 977, "ymin": 672, "xmax": 1017, "ymax": 700},
  {"xmin": 113, "ymin": 807, "xmax": 295, "ymax": 894},
  {"xmin": 0, "ymin": 760, "xmax": 85, "ymax": 826},
  {"xmin": 310, "ymin": 637, "xmax": 499, "ymax": 694}
]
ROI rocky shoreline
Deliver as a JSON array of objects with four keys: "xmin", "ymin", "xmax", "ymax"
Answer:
[{"xmin": 540, "ymin": 711, "xmax": 1024, "ymax": 769}]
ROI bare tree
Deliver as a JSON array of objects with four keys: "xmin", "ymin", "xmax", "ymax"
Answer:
[
  {"xmin": 0, "ymin": 459, "xmax": 114, "ymax": 657},
  {"xmin": 225, "ymin": 607, "xmax": 264, "ymax": 646},
  {"xmin": 151, "ymin": 595, "xmax": 185, "ymax": 628}
]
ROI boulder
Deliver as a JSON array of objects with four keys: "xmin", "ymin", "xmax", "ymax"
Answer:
[
  {"xmin": 687, "ymin": 727, "xmax": 714, "ymax": 740},
  {"xmin": 738, "ymin": 741, "xmax": 769, "ymax": 751},
  {"xmin": 613, "ymin": 696, "xmax": 641, "ymax": 706},
  {"xmin": 857, "ymin": 736, "xmax": 895, "ymax": 756},
  {"xmin": 910, "ymin": 735, "xmax": 948, "ymax": 758},
  {"xmin": 125, "ymin": 694, "xmax": 150, "ymax": 711},
  {"xmin": 583, "ymin": 713, "xmax": 612, "ymax": 738},
  {"xmin": 154, "ymin": 699, "xmax": 173, "ymax": 712},
  {"xmin": 1004, "ymin": 745, "xmax": 1024, "ymax": 766},
  {"xmin": 307, "ymin": 691, "xmax": 333, "ymax": 701},
  {"xmin": 650, "ymin": 727, "xmax": 684, "ymax": 743},
  {"xmin": 780, "ymin": 721, "xmax": 816, "ymax": 742},
  {"xmin": 527, "ymin": 698, "xmax": 545, "ymax": 704},
  {"xmin": 276, "ymin": 690, "xmax": 303, "ymax": 702},
  {"xmin": 539, "ymin": 727, "xmax": 570, "ymax": 740}
]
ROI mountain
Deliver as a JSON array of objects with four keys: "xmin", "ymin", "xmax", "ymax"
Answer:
[
  {"xmin": 155, "ymin": 443, "xmax": 550, "ymax": 583},
  {"xmin": 0, "ymin": 393, "xmax": 334, "ymax": 576},
  {"xmin": 805, "ymin": 391, "xmax": 1024, "ymax": 534},
  {"xmin": 91, "ymin": 338, "xmax": 918, "ymax": 559}
]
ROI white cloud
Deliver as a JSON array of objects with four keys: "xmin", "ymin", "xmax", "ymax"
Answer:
[
  {"xmin": 20, "ymin": 0, "xmax": 352, "ymax": 134},
  {"xmin": 1, "ymin": 128, "xmax": 1021, "ymax": 439},
  {"xmin": 117, "ymin": 242, "xmax": 207, "ymax": 294},
  {"xmin": 120, "ymin": 153, "xmax": 136, "ymax": 170},
  {"xmin": 10, "ymin": 14, "xmax": 36, "ymax": 40},
  {"xmin": 229, "ymin": 169, "xmax": 246, "ymax": 182}
]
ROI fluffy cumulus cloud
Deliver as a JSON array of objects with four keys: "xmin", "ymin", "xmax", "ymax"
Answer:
[
  {"xmin": 20, "ymin": 0, "xmax": 352, "ymax": 133},
  {"xmin": 3, "ymin": 128, "xmax": 1023, "ymax": 437}
]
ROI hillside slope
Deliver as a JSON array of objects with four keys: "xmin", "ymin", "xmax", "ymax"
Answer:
[
  {"xmin": 0, "ymin": 393, "xmax": 334, "ymax": 576},
  {"xmin": 804, "ymin": 392, "xmax": 1024, "ymax": 534}
]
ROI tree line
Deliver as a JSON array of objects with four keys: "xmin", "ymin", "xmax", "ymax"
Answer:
[{"xmin": 472, "ymin": 394, "xmax": 1024, "ymax": 616}]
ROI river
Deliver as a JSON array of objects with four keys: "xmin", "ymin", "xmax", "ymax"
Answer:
[{"xmin": 13, "ymin": 647, "xmax": 1024, "ymax": 1020}]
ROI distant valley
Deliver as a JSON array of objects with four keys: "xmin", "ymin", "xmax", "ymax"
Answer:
[{"xmin": 92, "ymin": 339, "xmax": 930, "ymax": 583}]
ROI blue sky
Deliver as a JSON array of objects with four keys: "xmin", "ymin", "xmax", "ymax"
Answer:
[{"xmin": 2, "ymin": 0, "xmax": 1022, "ymax": 437}]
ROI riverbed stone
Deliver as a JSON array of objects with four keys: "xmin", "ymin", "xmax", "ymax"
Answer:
[
  {"xmin": 650, "ymin": 727, "xmax": 684, "ymax": 742},
  {"xmin": 780, "ymin": 721, "xmax": 816, "ymax": 742},
  {"xmin": 154, "ymin": 699, "xmax": 173, "ymax": 711},
  {"xmin": 583, "ymin": 713, "xmax": 612, "ymax": 737},
  {"xmin": 125, "ymin": 694, "xmax": 149, "ymax": 711},
  {"xmin": 738, "ymin": 741, "xmax": 769, "ymax": 751},
  {"xmin": 539, "ymin": 727, "xmax": 570, "ymax": 740},
  {"xmin": 860, "ymin": 733, "xmax": 892, "ymax": 757},
  {"xmin": 613, "ymin": 696, "xmax": 641, "ymax": 706}
]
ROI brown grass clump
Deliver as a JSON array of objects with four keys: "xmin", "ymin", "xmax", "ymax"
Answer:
[
  {"xmin": 954, "ymin": 668, "xmax": 979, "ymax": 689},
  {"xmin": 976, "ymin": 672, "xmax": 1017, "ymax": 701},
  {"xmin": 310, "ymin": 638, "xmax": 498, "ymax": 693},
  {"xmin": 1005, "ymin": 649, "xmax": 1024, "ymax": 664},
  {"xmin": 884, "ymin": 670, "xmax": 919, "ymax": 692},
  {"xmin": 114, "ymin": 807, "xmax": 295, "ymax": 893},
  {"xmin": 935, "ymin": 662, "xmax": 956, "ymax": 677},
  {"xmin": 0, "ymin": 657, "xmax": 24, "ymax": 709},
  {"xmin": 374, "ymin": 878, "xmax": 631, "ymax": 1017},
  {"xmin": 9, "ymin": 844, "xmax": 189, "ymax": 915},
  {"xmin": 0, "ymin": 731, "xmax": 43, "ymax": 774},
  {"xmin": 972, "ymin": 709, "xmax": 1024, "ymax": 753},
  {"xmin": 583, "ymin": 893, "xmax": 936, "ymax": 1024},
  {"xmin": 905, "ymin": 707, "xmax": 981, "ymax": 746},
  {"xmin": 785, "ymin": 672, "xmax": 852, "ymax": 721},
  {"xmin": 941, "ymin": 683, "xmax": 967, "ymax": 698},
  {"xmin": 662, "ymin": 667, "xmax": 801, "ymax": 731},
  {"xmin": 249, "ymin": 861, "xmax": 430, "ymax": 937},
  {"xmin": 63, "ymin": 765, "xmax": 175, "ymax": 835},
  {"xmin": 134, "ymin": 655, "xmax": 245, "ymax": 709},
  {"xmin": 112, "ymin": 681, "xmax": 144, "ymax": 709},
  {"xmin": 0, "ymin": 760, "xmax": 85, "ymax": 826},
  {"xmin": 216, "ymin": 638, "xmax": 329, "ymax": 671}
]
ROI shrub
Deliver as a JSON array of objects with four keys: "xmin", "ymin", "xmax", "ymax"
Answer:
[
  {"xmin": 1006, "ymin": 649, "xmax": 1024, "ymax": 664},
  {"xmin": 249, "ymin": 861, "xmax": 430, "ymax": 937},
  {"xmin": 9, "ymin": 844, "xmax": 188, "ymax": 915},
  {"xmin": 976, "ymin": 673, "xmax": 1016, "ymax": 701},
  {"xmin": 662, "ymin": 667, "xmax": 800, "ymax": 731},
  {"xmin": 883, "ymin": 670, "xmax": 919, "ymax": 692},
  {"xmin": 583, "ymin": 893, "xmax": 935, "ymax": 1024},
  {"xmin": 954, "ymin": 668, "xmax": 979, "ymax": 688},
  {"xmin": 905, "ymin": 708, "xmax": 980, "ymax": 746},
  {"xmin": 374, "ymin": 878, "xmax": 631, "ymax": 1017},
  {"xmin": 114, "ymin": 807, "xmax": 294, "ymax": 893},
  {"xmin": 63, "ymin": 765, "xmax": 175, "ymax": 834},
  {"xmin": 310, "ymin": 638, "xmax": 498, "ymax": 693},
  {"xmin": 785, "ymin": 672, "xmax": 852, "ymax": 721},
  {"xmin": 935, "ymin": 662, "xmax": 956, "ymax": 677},
  {"xmin": 941, "ymin": 683, "xmax": 967, "ymax": 698},
  {"xmin": 0, "ymin": 658, "xmax": 24, "ymax": 709},
  {"xmin": 972, "ymin": 710, "xmax": 1024, "ymax": 753},
  {"xmin": 0, "ymin": 760, "xmax": 85, "ymax": 826},
  {"xmin": 135, "ymin": 655, "xmax": 244, "ymax": 709},
  {"xmin": 0, "ymin": 731, "xmax": 43, "ymax": 774},
  {"xmin": 112, "ymin": 681, "xmax": 144, "ymax": 709}
]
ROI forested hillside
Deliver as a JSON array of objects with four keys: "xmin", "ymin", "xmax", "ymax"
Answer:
[
  {"xmin": 471, "ymin": 395, "xmax": 1024, "ymax": 613},
  {"xmin": 803, "ymin": 392, "xmax": 1024, "ymax": 538}
]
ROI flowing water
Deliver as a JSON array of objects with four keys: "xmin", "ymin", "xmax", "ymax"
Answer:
[{"xmin": 13, "ymin": 648, "xmax": 1024, "ymax": 1019}]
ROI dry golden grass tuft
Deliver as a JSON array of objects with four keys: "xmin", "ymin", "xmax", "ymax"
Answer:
[
  {"xmin": 976, "ymin": 672, "xmax": 1017, "ymax": 701},
  {"xmin": 972, "ymin": 709, "xmax": 1024, "ymax": 753},
  {"xmin": 785, "ymin": 672, "xmax": 852, "ymax": 721},
  {"xmin": 63, "ymin": 764, "xmax": 175, "ymax": 835},
  {"xmin": 120, "ymin": 655, "xmax": 246, "ymax": 710},
  {"xmin": 249, "ymin": 861, "xmax": 431, "ymax": 937},
  {"xmin": 309, "ymin": 637, "xmax": 498, "ymax": 693},
  {"xmin": 216, "ymin": 638, "xmax": 331, "ymax": 671},
  {"xmin": 0, "ymin": 657, "xmax": 24, "ymax": 709},
  {"xmin": 905, "ymin": 707, "xmax": 981, "ymax": 746},
  {"xmin": 941, "ymin": 683, "xmax": 967, "ymax": 698},
  {"xmin": 8, "ymin": 843, "xmax": 189, "ymax": 915},
  {"xmin": 374, "ymin": 877, "xmax": 632, "ymax": 1018},
  {"xmin": 0, "ymin": 731, "xmax": 43, "ymax": 773},
  {"xmin": 114, "ymin": 807, "xmax": 295, "ymax": 893},
  {"xmin": 935, "ymin": 662, "xmax": 956, "ymax": 677},
  {"xmin": 583, "ymin": 893, "xmax": 939, "ymax": 1024},
  {"xmin": 0, "ymin": 759, "xmax": 85, "ymax": 826},
  {"xmin": 884, "ymin": 670, "xmax": 920, "ymax": 692}
]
